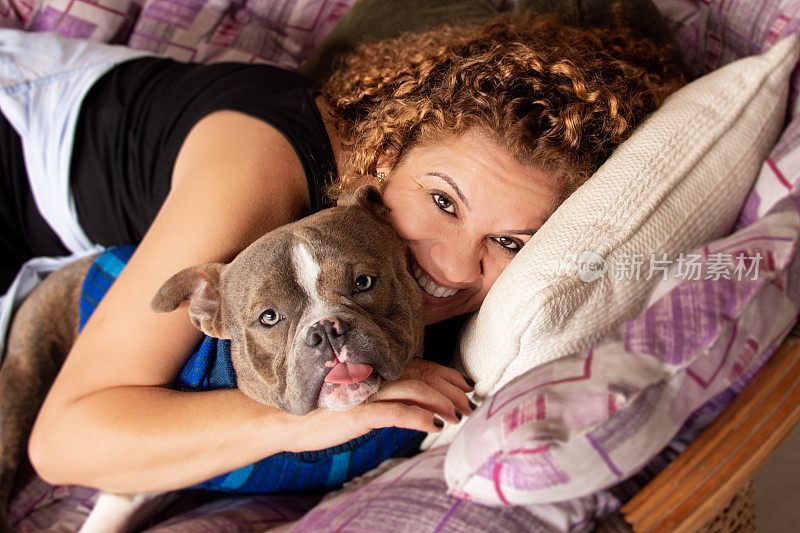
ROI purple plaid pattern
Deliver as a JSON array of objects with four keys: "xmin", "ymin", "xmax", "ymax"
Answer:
[
  {"xmin": 4, "ymin": 0, "xmax": 355, "ymax": 66},
  {"xmin": 0, "ymin": 0, "xmax": 35, "ymax": 27},
  {"xmin": 22, "ymin": 0, "xmax": 143, "ymax": 42},
  {"xmin": 126, "ymin": 0, "xmax": 357, "ymax": 67},
  {"xmin": 477, "ymin": 450, "xmax": 571, "ymax": 491},
  {"xmin": 30, "ymin": 5, "xmax": 97, "ymax": 38},
  {"xmin": 287, "ymin": 448, "xmax": 610, "ymax": 533}
]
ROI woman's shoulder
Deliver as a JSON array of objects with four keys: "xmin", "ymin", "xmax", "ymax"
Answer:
[{"xmin": 72, "ymin": 56, "xmax": 336, "ymax": 244}]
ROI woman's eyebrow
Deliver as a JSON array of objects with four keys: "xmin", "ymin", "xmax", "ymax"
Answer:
[
  {"xmin": 427, "ymin": 172, "xmax": 470, "ymax": 210},
  {"xmin": 500, "ymin": 228, "xmax": 538, "ymax": 236}
]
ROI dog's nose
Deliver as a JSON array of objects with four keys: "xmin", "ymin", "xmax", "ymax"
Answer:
[{"xmin": 305, "ymin": 317, "xmax": 351, "ymax": 347}]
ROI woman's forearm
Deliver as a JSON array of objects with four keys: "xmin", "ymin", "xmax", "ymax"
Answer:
[
  {"xmin": 29, "ymin": 386, "xmax": 289, "ymax": 494},
  {"xmin": 28, "ymin": 360, "xmax": 470, "ymax": 494}
]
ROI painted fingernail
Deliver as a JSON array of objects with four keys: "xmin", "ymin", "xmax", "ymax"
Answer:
[
  {"xmin": 433, "ymin": 417, "xmax": 445, "ymax": 428},
  {"xmin": 468, "ymin": 400, "xmax": 477, "ymax": 411},
  {"xmin": 455, "ymin": 409, "xmax": 463, "ymax": 420},
  {"xmin": 464, "ymin": 376, "xmax": 475, "ymax": 387}
]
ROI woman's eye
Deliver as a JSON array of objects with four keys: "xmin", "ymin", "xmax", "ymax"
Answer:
[
  {"xmin": 493, "ymin": 236, "xmax": 521, "ymax": 252},
  {"xmin": 354, "ymin": 274, "xmax": 376, "ymax": 293},
  {"xmin": 432, "ymin": 193, "xmax": 456, "ymax": 214},
  {"xmin": 259, "ymin": 309, "xmax": 281, "ymax": 326}
]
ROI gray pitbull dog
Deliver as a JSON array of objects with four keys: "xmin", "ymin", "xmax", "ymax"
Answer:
[{"xmin": 0, "ymin": 185, "xmax": 424, "ymax": 533}]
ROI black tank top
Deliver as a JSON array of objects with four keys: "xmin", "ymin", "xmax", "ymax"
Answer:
[{"xmin": 70, "ymin": 57, "xmax": 337, "ymax": 246}]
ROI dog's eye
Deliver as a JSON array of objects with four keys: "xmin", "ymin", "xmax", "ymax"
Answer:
[
  {"xmin": 354, "ymin": 274, "xmax": 375, "ymax": 293},
  {"xmin": 259, "ymin": 309, "xmax": 281, "ymax": 326}
]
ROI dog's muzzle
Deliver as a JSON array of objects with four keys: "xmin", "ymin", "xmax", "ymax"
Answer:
[{"xmin": 306, "ymin": 316, "xmax": 382, "ymax": 411}]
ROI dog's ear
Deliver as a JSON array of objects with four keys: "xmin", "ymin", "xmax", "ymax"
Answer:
[
  {"xmin": 151, "ymin": 263, "xmax": 227, "ymax": 339},
  {"xmin": 337, "ymin": 184, "xmax": 390, "ymax": 222}
]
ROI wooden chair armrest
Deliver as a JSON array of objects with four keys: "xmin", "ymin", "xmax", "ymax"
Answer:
[{"xmin": 620, "ymin": 335, "xmax": 800, "ymax": 533}]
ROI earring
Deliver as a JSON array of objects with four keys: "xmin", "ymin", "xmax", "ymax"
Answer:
[{"xmin": 376, "ymin": 171, "xmax": 386, "ymax": 184}]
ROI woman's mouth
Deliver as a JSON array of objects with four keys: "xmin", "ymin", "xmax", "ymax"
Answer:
[{"xmin": 409, "ymin": 255, "xmax": 462, "ymax": 305}]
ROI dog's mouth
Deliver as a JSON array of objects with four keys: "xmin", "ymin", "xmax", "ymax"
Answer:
[
  {"xmin": 314, "ymin": 345, "xmax": 385, "ymax": 410},
  {"xmin": 316, "ymin": 372, "xmax": 382, "ymax": 411}
]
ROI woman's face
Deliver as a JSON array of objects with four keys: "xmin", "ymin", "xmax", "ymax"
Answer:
[{"xmin": 379, "ymin": 127, "xmax": 561, "ymax": 325}]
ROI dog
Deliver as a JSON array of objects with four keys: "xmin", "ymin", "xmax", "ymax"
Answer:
[{"xmin": 0, "ymin": 185, "xmax": 424, "ymax": 533}]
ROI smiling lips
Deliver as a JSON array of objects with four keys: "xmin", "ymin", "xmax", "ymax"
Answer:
[{"xmin": 409, "ymin": 256, "xmax": 460, "ymax": 298}]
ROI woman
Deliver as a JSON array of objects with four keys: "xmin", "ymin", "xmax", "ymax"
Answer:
[{"xmin": 0, "ymin": 13, "xmax": 684, "ymax": 493}]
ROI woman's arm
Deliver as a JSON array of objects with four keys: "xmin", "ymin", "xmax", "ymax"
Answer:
[{"xmin": 28, "ymin": 111, "xmax": 468, "ymax": 494}]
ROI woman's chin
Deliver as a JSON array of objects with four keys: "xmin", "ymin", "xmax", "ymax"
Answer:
[
  {"xmin": 417, "ymin": 288, "xmax": 453, "ymax": 324},
  {"xmin": 423, "ymin": 307, "xmax": 444, "ymax": 325},
  {"xmin": 422, "ymin": 296, "xmax": 468, "ymax": 324}
]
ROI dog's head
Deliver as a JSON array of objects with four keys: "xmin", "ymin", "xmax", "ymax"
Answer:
[{"xmin": 151, "ymin": 186, "xmax": 424, "ymax": 415}]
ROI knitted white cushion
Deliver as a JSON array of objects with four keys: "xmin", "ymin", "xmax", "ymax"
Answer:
[{"xmin": 423, "ymin": 34, "xmax": 799, "ymax": 449}]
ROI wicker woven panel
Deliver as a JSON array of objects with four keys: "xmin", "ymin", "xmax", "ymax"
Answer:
[
  {"xmin": 696, "ymin": 480, "xmax": 755, "ymax": 533},
  {"xmin": 594, "ymin": 480, "xmax": 756, "ymax": 533}
]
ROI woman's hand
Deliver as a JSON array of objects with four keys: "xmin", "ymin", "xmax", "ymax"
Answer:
[{"xmin": 284, "ymin": 359, "xmax": 473, "ymax": 453}]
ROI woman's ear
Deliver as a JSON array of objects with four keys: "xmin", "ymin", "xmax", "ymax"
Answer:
[{"xmin": 375, "ymin": 148, "xmax": 398, "ymax": 187}]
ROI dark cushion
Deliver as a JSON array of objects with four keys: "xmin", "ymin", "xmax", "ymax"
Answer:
[
  {"xmin": 299, "ymin": 0, "xmax": 499, "ymax": 83},
  {"xmin": 515, "ymin": 0, "xmax": 686, "ymax": 68},
  {"xmin": 300, "ymin": 0, "xmax": 685, "ymax": 84}
]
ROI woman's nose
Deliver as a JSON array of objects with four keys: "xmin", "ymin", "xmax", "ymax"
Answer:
[{"xmin": 429, "ymin": 241, "xmax": 482, "ymax": 284}]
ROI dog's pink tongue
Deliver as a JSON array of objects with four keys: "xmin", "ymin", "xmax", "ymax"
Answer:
[{"xmin": 324, "ymin": 362, "xmax": 373, "ymax": 384}]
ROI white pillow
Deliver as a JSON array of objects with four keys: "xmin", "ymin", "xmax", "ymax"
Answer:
[{"xmin": 423, "ymin": 34, "xmax": 799, "ymax": 448}]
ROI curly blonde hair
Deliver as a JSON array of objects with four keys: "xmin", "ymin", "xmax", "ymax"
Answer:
[{"xmin": 321, "ymin": 10, "xmax": 686, "ymax": 204}]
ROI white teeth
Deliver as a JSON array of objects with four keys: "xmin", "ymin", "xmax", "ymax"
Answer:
[
  {"xmin": 424, "ymin": 279, "xmax": 436, "ymax": 294},
  {"xmin": 410, "ymin": 258, "xmax": 459, "ymax": 298}
]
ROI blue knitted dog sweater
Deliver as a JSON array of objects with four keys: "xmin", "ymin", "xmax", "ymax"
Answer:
[{"xmin": 79, "ymin": 245, "xmax": 424, "ymax": 494}]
